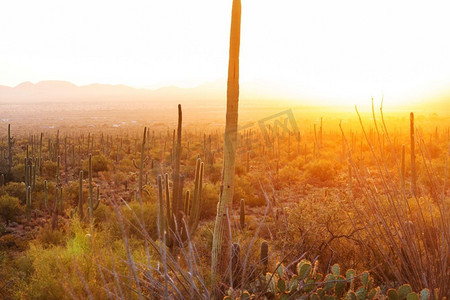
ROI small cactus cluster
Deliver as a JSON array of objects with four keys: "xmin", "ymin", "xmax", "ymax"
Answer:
[
  {"xmin": 156, "ymin": 155, "xmax": 204, "ymax": 247},
  {"xmin": 69, "ymin": 154, "xmax": 100, "ymax": 224},
  {"xmin": 224, "ymin": 260, "xmax": 433, "ymax": 300},
  {"xmin": 155, "ymin": 104, "xmax": 205, "ymax": 247},
  {"xmin": 3, "ymin": 124, "xmax": 15, "ymax": 173},
  {"xmin": 387, "ymin": 284, "xmax": 433, "ymax": 300}
]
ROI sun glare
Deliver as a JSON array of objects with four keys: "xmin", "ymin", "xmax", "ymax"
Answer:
[{"xmin": 0, "ymin": 0, "xmax": 449, "ymax": 107}]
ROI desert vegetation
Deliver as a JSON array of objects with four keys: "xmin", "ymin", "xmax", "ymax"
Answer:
[
  {"xmin": 1, "ymin": 0, "xmax": 449, "ymax": 299},
  {"xmin": 0, "ymin": 97, "xmax": 448, "ymax": 299}
]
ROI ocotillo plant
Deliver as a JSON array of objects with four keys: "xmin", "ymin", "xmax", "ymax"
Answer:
[
  {"xmin": 212, "ymin": 0, "xmax": 241, "ymax": 295},
  {"xmin": 231, "ymin": 243, "xmax": 241, "ymax": 288},
  {"xmin": 156, "ymin": 175, "xmax": 165, "ymax": 242}
]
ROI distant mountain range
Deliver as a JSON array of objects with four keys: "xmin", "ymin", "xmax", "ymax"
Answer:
[
  {"xmin": 0, "ymin": 80, "xmax": 448, "ymax": 114},
  {"xmin": 0, "ymin": 80, "xmax": 298, "ymax": 108}
]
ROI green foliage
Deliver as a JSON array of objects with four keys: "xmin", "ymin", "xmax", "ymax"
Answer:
[
  {"xmin": 233, "ymin": 174, "xmax": 263, "ymax": 207},
  {"xmin": 2, "ymin": 181, "xmax": 26, "ymax": 202},
  {"xmin": 0, "ymin": 194, "xmax": 24, "ymax": 223},
  {"xmin": 35, "ymin": 224, "xmax": 66, "ymax": 248},
  {"xmin": 41, "ymin": 160, "xmax": 58, "ymax": 178},
  {"xmin": 11, "ymin": 163, "xmax": 25, "ymax": 182},
  {"xmin": 226, "ymin": 261, "xmax": 431, "ymax": 300},
  {"xmin": 304, "ymin": 159, "xmax": 336, "ymax": 183},
  {"xmin": 201, "ymin": 183, "xmax": 220, "ymax": 218},
  {"xmin": 83, "ymin": 154, "xmax": 110, "ymax": 173}
]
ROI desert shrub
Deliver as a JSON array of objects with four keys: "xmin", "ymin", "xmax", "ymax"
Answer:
[
  {"xmin": 83, "ymin": 154, "xmax": 110, "ymax": 173},
  {"xmin": 62, "ymin": 180, "xmax": 88, "ymax": 207},
  {"xmin": 89, "ymin": 202, "xmax": 112, "ymax": 226},
  {"xmin": 3, "ymin": 181, "xmax": 26, "ymax": 202},
  {"xmin": 303, "ymin": 159, "xmax": 336, "ymax": 183},
  {"xmin": 112, "ymin": 170, "xmax": 127, "ymax": 187},
  {"xmin": 35, "ymin": 224, "xmax": 66, "ymax": 248},
  {"xmin": 275, "ymin": 164, "xmax": 302, "ymax": 188},
  {"xmin": 10, "ymin": 163, "xmax": 25, "ymax": 182},
  {"xmin": 105, "ymin": 200, "xmax": 158, "ymax": 240},
  {"xmin": 19, "ymin": 217, "xmax": 159, "ymax": 299},
  {"xmin": 116, "ymin": 158, "xmax": 136, "ymax": 172},
  {"xmin": 201, "ymin": 183, "xmax": 220, "ymax": 219},
  {"xmin": 233, "ymin": 175, "xmax": 263, "ymax": 207},
  {"xmin": 0, "ymin": 194, "xmax": 24, "ymax": 223},
  {"xmin": 41, "ymin": 160, "xmax": 58, "ymax": 178},
  {"xmin": 283, "ymin": 192, "xmax": 366, "ymax": 272},
  {"xmin": 0, "ymin": 234, "xmax": 19, "ymax": 251},
  {"xmin": 207, "ymin": 164, "xmax": 222, "ymax": 184}
]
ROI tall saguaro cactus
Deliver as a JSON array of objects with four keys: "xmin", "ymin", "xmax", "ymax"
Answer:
[
  {"xmin": 211, "ymin": 0, "xmax": 241, "ymax": 296},
  {"xmin": 410, "ymin": 112, "xmax": 417, "ymax": 196},
  {"xmin": 172, "ymin": 105, "xmax": 183, "ymax": 231}
]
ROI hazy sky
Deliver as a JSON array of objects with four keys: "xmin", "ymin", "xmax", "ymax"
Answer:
[{"xmin": 1, "ymin": 0, "xmax": 450, "ymax": 106}]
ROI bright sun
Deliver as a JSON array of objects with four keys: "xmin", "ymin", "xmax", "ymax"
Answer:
[{"xmin": 1, "ymin": 0, "xmax": 449, "ymax": 107}]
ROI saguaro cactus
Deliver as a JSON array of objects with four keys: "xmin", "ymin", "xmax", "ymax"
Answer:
[
  {"xmin": 88, "ymin": 154, "xmax": 100, "ymax": 225},
  {"xmin": 156, "ymin": 156, "xmax": 204, "ymax": 246},
  {"xmin": 260, "ymin": 241, "xmax": 269, "ymax": 274},
  {"xmin": 26, "ymin": 186, "xmax": 32, "ymax": 223},
  {"xmin": 3, "ymin": 124, "xmax": 15, "ymax": 173},
  {"xmin": 401, "ymin": 144, "xmax": 405, "ymax": 193},
  {"xmin": 172, "ymin": 105, "xmax": 183, "ymax": 233},
  {"xmin": 38, "ymin": 132, "xmax": 43, "ymax": 175},
  {"xmin": 133, "ymin": 127, "xmax": 148, "ymax": 202},
  {"xmin": 211, "ymin": 0, "xmax": 241, "ymax": 295},
  {"xmin": 79, "ymin": 170, "xmax": 84, "ymax": 220},
  {"xmin": 410, "ymin": 112, "xmax": 417, "ymax": 196},
  {"xmin": 240, "ymin": 198, "xmax": 245, "ymax": 230}
]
